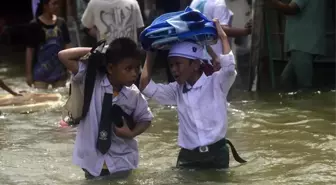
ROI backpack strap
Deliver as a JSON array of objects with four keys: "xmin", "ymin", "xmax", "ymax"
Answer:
[{"xmin": 73, "ymin": 40, "xmax": 107, "ymax": 124}]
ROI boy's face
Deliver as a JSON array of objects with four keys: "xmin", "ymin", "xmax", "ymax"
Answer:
[
  {"xmin": 168, "ymin": 56, "xmax": 200, "ymax": 85},
  {"xmin": 106, "ymin": 58, "xmax": 140, "ymax": 87}
]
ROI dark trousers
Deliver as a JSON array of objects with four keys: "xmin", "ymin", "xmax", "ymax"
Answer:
[
  {"xmin": 176, "ymin": 138, "xmax": 247, "ymax": 169},
  {"xmin": 176, "ymin": 139, "xmax": 229, "ymax": 169},
  {"xmin": 83, "ymin": 168, "xmax": 131, "ymax": 180},
  {"xmin": 83, "ymin": 168, "xmax": 110, "ymax": 179}
]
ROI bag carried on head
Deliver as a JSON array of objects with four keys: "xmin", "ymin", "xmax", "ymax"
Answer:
[{"xmin": 140, "ymin": 6, "xmax": 218, "ymax": 51}]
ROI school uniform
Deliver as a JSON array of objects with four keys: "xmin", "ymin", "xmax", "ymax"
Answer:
[
  {"xmin": 142, "ymin": 42, "xmax": 244, "ymax": 168},
  {"xmin": 72, "ymin": 62, "xmax": 153, "ymax": 178}
]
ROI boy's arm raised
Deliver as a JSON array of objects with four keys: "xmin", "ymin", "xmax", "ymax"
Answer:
[
  {"xmin": 212, "ymin": 19, "xmax": 237, "ymax": 94},
  {"xmin": 139, "ymin": 51, "xmax": 156, "ymax": 91},
  {"xmin": 58, "ymin": 47, "xmax": 91, "ymax": 75},
  {"xmin": 140, "ymin": 51, "xmax": 178, "ymax": 106}
]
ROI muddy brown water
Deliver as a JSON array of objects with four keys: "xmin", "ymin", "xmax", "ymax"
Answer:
[{"xmin": 0, "ymin": 61, "xmax": 335, "ymax": 185}]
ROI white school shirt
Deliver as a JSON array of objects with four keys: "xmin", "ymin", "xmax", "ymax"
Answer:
[
  {"xmin": 190, "ymin": 0, "xmax": 234, "ymax": 57},
  {"xmin": 72, "ymin": 62, "xmax": 153, "ymax": 177},
  {"xmin": 81, "ymin": 0, "xmax": 144, "ymax": 44},
  {"xmin": 143, "ymin": 51, "xmax": 236, "ymax": 150}
]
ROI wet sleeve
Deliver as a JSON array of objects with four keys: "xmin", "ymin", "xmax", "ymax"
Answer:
[
  {"xmin": 142, "ymin": 80, "xmax": 178, "ymax": 106},
  {"xmin": 60, "ymin": 19, "xmax": 71, "ymax": 44},
  {"xmin": 134, "ymin": 1, "xmax": 144, "ymax": 28},
  {"xmin": 292, "ymin": 0, "xmax": 310, "ymax": 10},
  {"xmin": 212, "ymin": 51, "xmax": 237, "ymax": 94},
  {"xmin": 212, "ymin": 3, "xmax": 234, "ymax": 26},
  {"xmin": 71, "ymin": 61, "xmax": 87, "ymax": 84},
  {"xmin": 81, "ymin": 1, "xmax": 95, "ymax": 28},
  {"xmin": 133, "ymin": 92, "xmax": 154, "ymax": 123}
]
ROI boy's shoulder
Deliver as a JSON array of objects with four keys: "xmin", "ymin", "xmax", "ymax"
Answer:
[{"xmin": 123, "ymin": 84, "xmax": 143, "ymax": 98}]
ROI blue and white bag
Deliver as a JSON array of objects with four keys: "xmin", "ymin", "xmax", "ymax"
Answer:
[{"xmin": 140, "ymin": 7, "xmax": 218, "ymax": 51}]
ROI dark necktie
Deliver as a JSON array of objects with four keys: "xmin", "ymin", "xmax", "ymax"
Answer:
[
  {"xmin": 96, "ymin": 93, "xmax": 113, "ymax": 154},
  {"xmin": 182, "ymin": 84, "xmax": 192, "ymax": 93}
]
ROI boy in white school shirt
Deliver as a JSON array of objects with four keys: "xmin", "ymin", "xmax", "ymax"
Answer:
[
  {"xmin": 139, "ymin": 20, "xmax": 246, "ymax": 169},
  {"xmin": 59, "ymin": 38, "xmax": 153, "ymax": 179}
]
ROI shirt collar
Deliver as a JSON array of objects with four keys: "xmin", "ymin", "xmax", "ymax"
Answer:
[
  {"xmin": 185, "ymin": 73, "xmax": 207, "ymax": 89},
  {"xmin": 100, "ymin": 75, "xmax": 129, "ymax": 99}
]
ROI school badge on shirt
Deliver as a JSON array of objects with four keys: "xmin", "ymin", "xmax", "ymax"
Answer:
[{"xmin": 99, "ymin": 130, "xmax": 108, "ymax": 140}]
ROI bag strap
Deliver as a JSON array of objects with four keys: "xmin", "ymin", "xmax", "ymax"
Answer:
[
  {"xmin": 78, "ymin": 39, "xmax": 107, "ymax": 122},
  {"xmin": 226, "ymin": 139, "xmax": 247, "ymax": 163}
]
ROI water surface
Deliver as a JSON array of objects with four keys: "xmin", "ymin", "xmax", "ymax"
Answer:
[{"xmin": 0, "ymin": 61, "xmax": 335, "ymax": 185}]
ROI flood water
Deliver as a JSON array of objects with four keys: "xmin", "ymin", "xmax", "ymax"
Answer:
[{"xmin": 0, "ymin": 59, "xmax": 335, "ymax": 185}]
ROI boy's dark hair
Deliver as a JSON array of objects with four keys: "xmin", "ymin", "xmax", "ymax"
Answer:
[
  {"xmin": 74, "ymin": 38, "xmax": 141, "ymax": 125},
  {"xmin": 105, "ymin": 37, "xmax": 142, "ymax": 65}
]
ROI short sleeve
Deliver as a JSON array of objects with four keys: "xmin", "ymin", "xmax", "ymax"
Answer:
[
  {"xmin": 132, "ymin": 93, "xmax": 153, "ymax": 123},
  {"xmin": 81, "ymin": 1, "xmax": 95, "ymax": 28},
  {"xmin": 72, "ymin": 61, "xmax": 87, "ymax": 84},
  {"xmin": 134, "ymin": 1, "xmax": 144, "ymax": 28}
]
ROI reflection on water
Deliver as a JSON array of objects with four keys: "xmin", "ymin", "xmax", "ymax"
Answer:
[{"xmin": 0, "ymin": 62, "xmax": 335, "ymax": 185}]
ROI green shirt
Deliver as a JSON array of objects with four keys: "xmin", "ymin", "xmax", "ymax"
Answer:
[{"xmin": 285, "ymin": 0, "xmax": 326, "ymax": 55}]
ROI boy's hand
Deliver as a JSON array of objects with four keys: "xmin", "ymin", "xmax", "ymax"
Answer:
[
  {"xmin": 115, "ymin": 117, "xmax": 134, "ymax": 139},
  {"xmin": 214, "ymin": 19, "xmax": 227, "ymax": 40},
  {"xmin": 213, "ymin": 59, "xmax": 221, "ymax": 72},
  {"xmin": 214, "ymin": 19, "xmax": 231, "ymax": 54}
]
